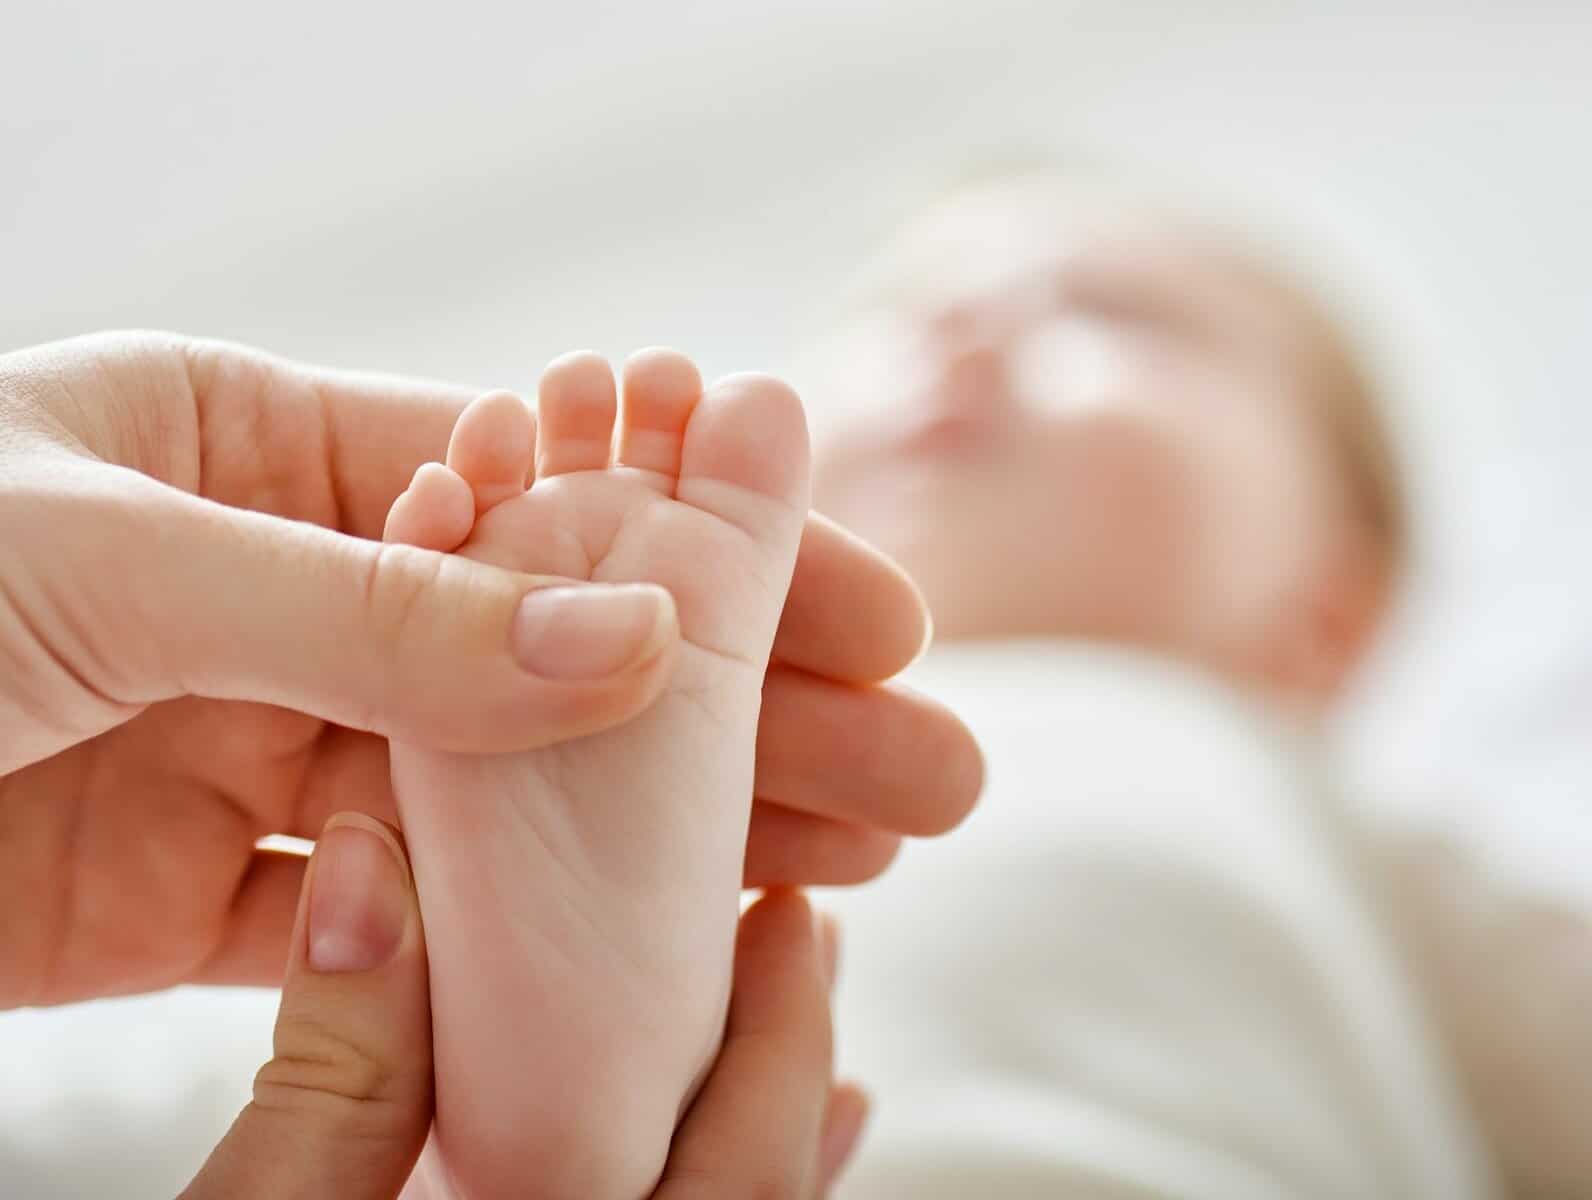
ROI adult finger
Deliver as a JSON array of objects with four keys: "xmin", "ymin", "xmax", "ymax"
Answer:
[
  {"xmin": 773, "ymin": 513, "xmax": 931, "ymax": 684},
  {"xmin": 33, "ymin": 462, "xmax": 679, "ymax": 758},
  {"xmin": 655, "ymin": 890, "xmax": 833, "ymax": 1199},
  {"xmin": 743, "ymin": 805, "xmax": 902, "ymax": 889},
  {"xmin": 184, "ymin": 814, "xmax": 432, "ymax": 1200},
  {"xmin": 756, "ymin": 666, "xmax": 984, "ymax": 838}
]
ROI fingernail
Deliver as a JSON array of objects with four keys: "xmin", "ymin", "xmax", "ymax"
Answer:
[
  {"xmin": 819, "ymin": 1087, "xmax": 870, "ymax": 1185},
  {"xmin": 308, "ymin": 815, "xmax": 411, "ymax": 974},
  {"xmin": 511, "ymin": 585, "xmax": 674, "ymax": 680}
]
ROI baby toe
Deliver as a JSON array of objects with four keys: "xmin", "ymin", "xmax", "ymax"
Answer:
[
  {"xmin": 614, "ymin": 347, "xmax": 702, "ymax": 485},
  {"xmin": 383, "ymin": 461, "xmax": 476, "ymax": 550},
  {"xmin": 536, "ymin": 351, "xmax": 617, "ymax": 478},
  {"xmin": 446, "ymin": 390, "xmax": 537, "ymax": 514}
]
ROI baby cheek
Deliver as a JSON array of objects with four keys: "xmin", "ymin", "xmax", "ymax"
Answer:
[{"xmin": 1056, "ymin": 411, "xmax": 1194, "ymax": 586}]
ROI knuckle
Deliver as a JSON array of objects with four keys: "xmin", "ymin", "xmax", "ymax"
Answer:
[
  {"xmin": 358, "ymin": 542, "xmax": 437, "ymax": 648},
  {"xmin": 351, "ymin": 544, "xmax": 443, "ymax": 734},
  {"xmin": 254, "ymin": 1012, "xmax": 399, "ymax": 1116},
  {"xmin": 349, "ymin": 542, "xmax": 451, "ymax": 736}
]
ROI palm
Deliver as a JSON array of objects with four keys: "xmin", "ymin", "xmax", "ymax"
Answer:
[{"xmin": 1, "ymin": 696, "xmax": 380, "ymax": 1006}]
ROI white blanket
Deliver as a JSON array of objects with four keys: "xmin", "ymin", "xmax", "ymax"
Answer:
[{"xmin": 824, "ymin": 642, "xmax": 1496, "ymax": 1199}]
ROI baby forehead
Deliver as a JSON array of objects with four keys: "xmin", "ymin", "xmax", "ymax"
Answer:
[{"xmin": 874, "ymin": 218, "xmax": 1307, "ymax": 346}]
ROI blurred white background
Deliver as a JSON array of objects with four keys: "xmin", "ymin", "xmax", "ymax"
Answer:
[
  {"xmin": 7, "ymin": 2, "xmax": 1592, "ymax": 634},
  {"xmin": 6, "ymin": 4, "xmax": 1589, "ymax": 421},
  {"xmin": 5, "ymin": 2, "xmax": 1592, "ymax": 1195}
]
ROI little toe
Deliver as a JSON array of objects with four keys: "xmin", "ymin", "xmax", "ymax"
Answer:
[
  {"xmin": 446, "ymin": 390, "xmax": 537, "ymax": 513},
  {"xmin": 677, "ymin": 372, "xmax": 812, "ymax": 540},
  {"xmin": 383, "ymin": 462, "xmax": 476, "ymax": 550},
  {"xmin": 536, "ymin": 351, "xmax": 617, "ymax": 477},
  {"xmin": 614, "ymin": 347, "xmax": 703, "ymax": 485}
]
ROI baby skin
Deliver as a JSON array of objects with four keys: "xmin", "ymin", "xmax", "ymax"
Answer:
[{"xmin": 382, "ymin": 349, "xmax": 811, "ymax": 1199}]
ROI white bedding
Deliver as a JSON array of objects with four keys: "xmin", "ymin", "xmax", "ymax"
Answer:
[{"xmin": 825, "ymin": 643, "xmax": 1495, "ymax": 1199}]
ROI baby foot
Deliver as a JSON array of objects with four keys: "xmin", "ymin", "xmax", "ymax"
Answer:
[{"xmin": 384, "ymin": 350, "xmax": 811, "ymax": 1199}]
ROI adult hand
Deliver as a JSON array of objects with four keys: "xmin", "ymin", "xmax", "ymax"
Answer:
[
  {"xmin": 184, "ymin": 816, "xmax": 863, "ymax": 1199},
  {"xmin": 0, "ymin": 332, "xmax": 982, "ymax": 1007}
]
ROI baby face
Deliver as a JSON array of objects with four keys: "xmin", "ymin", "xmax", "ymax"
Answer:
[{"xmin": 812, "ymin": 183, "xmax": 1371, "ymax": 691}]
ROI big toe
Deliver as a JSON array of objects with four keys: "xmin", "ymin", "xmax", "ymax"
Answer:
[{"xmin": 677, "ymin": 372, "xmax": 811, "ymax": 542}]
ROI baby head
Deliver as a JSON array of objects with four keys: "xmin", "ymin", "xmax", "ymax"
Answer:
[{"xmin": 810, "ymin": 171, "xmax": 1404, "ymax": 704}]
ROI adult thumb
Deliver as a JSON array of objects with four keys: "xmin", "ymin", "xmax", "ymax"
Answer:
[
  {"xmin": 76, "ymin": 467, "xmax": 680, "ymax": 753},
  {"xmin": 184, "ymin": 814, "xmax": 433, "ymax": 1200}
]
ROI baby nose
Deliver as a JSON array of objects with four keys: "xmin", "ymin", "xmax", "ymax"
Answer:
[
  {"xmin": 930, "ymin": 345, "xmax": 1007, "ymax": 412},
  {"xmin": 918, "ymin": 301, "xmax": 1024, "ymax": 417}
]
